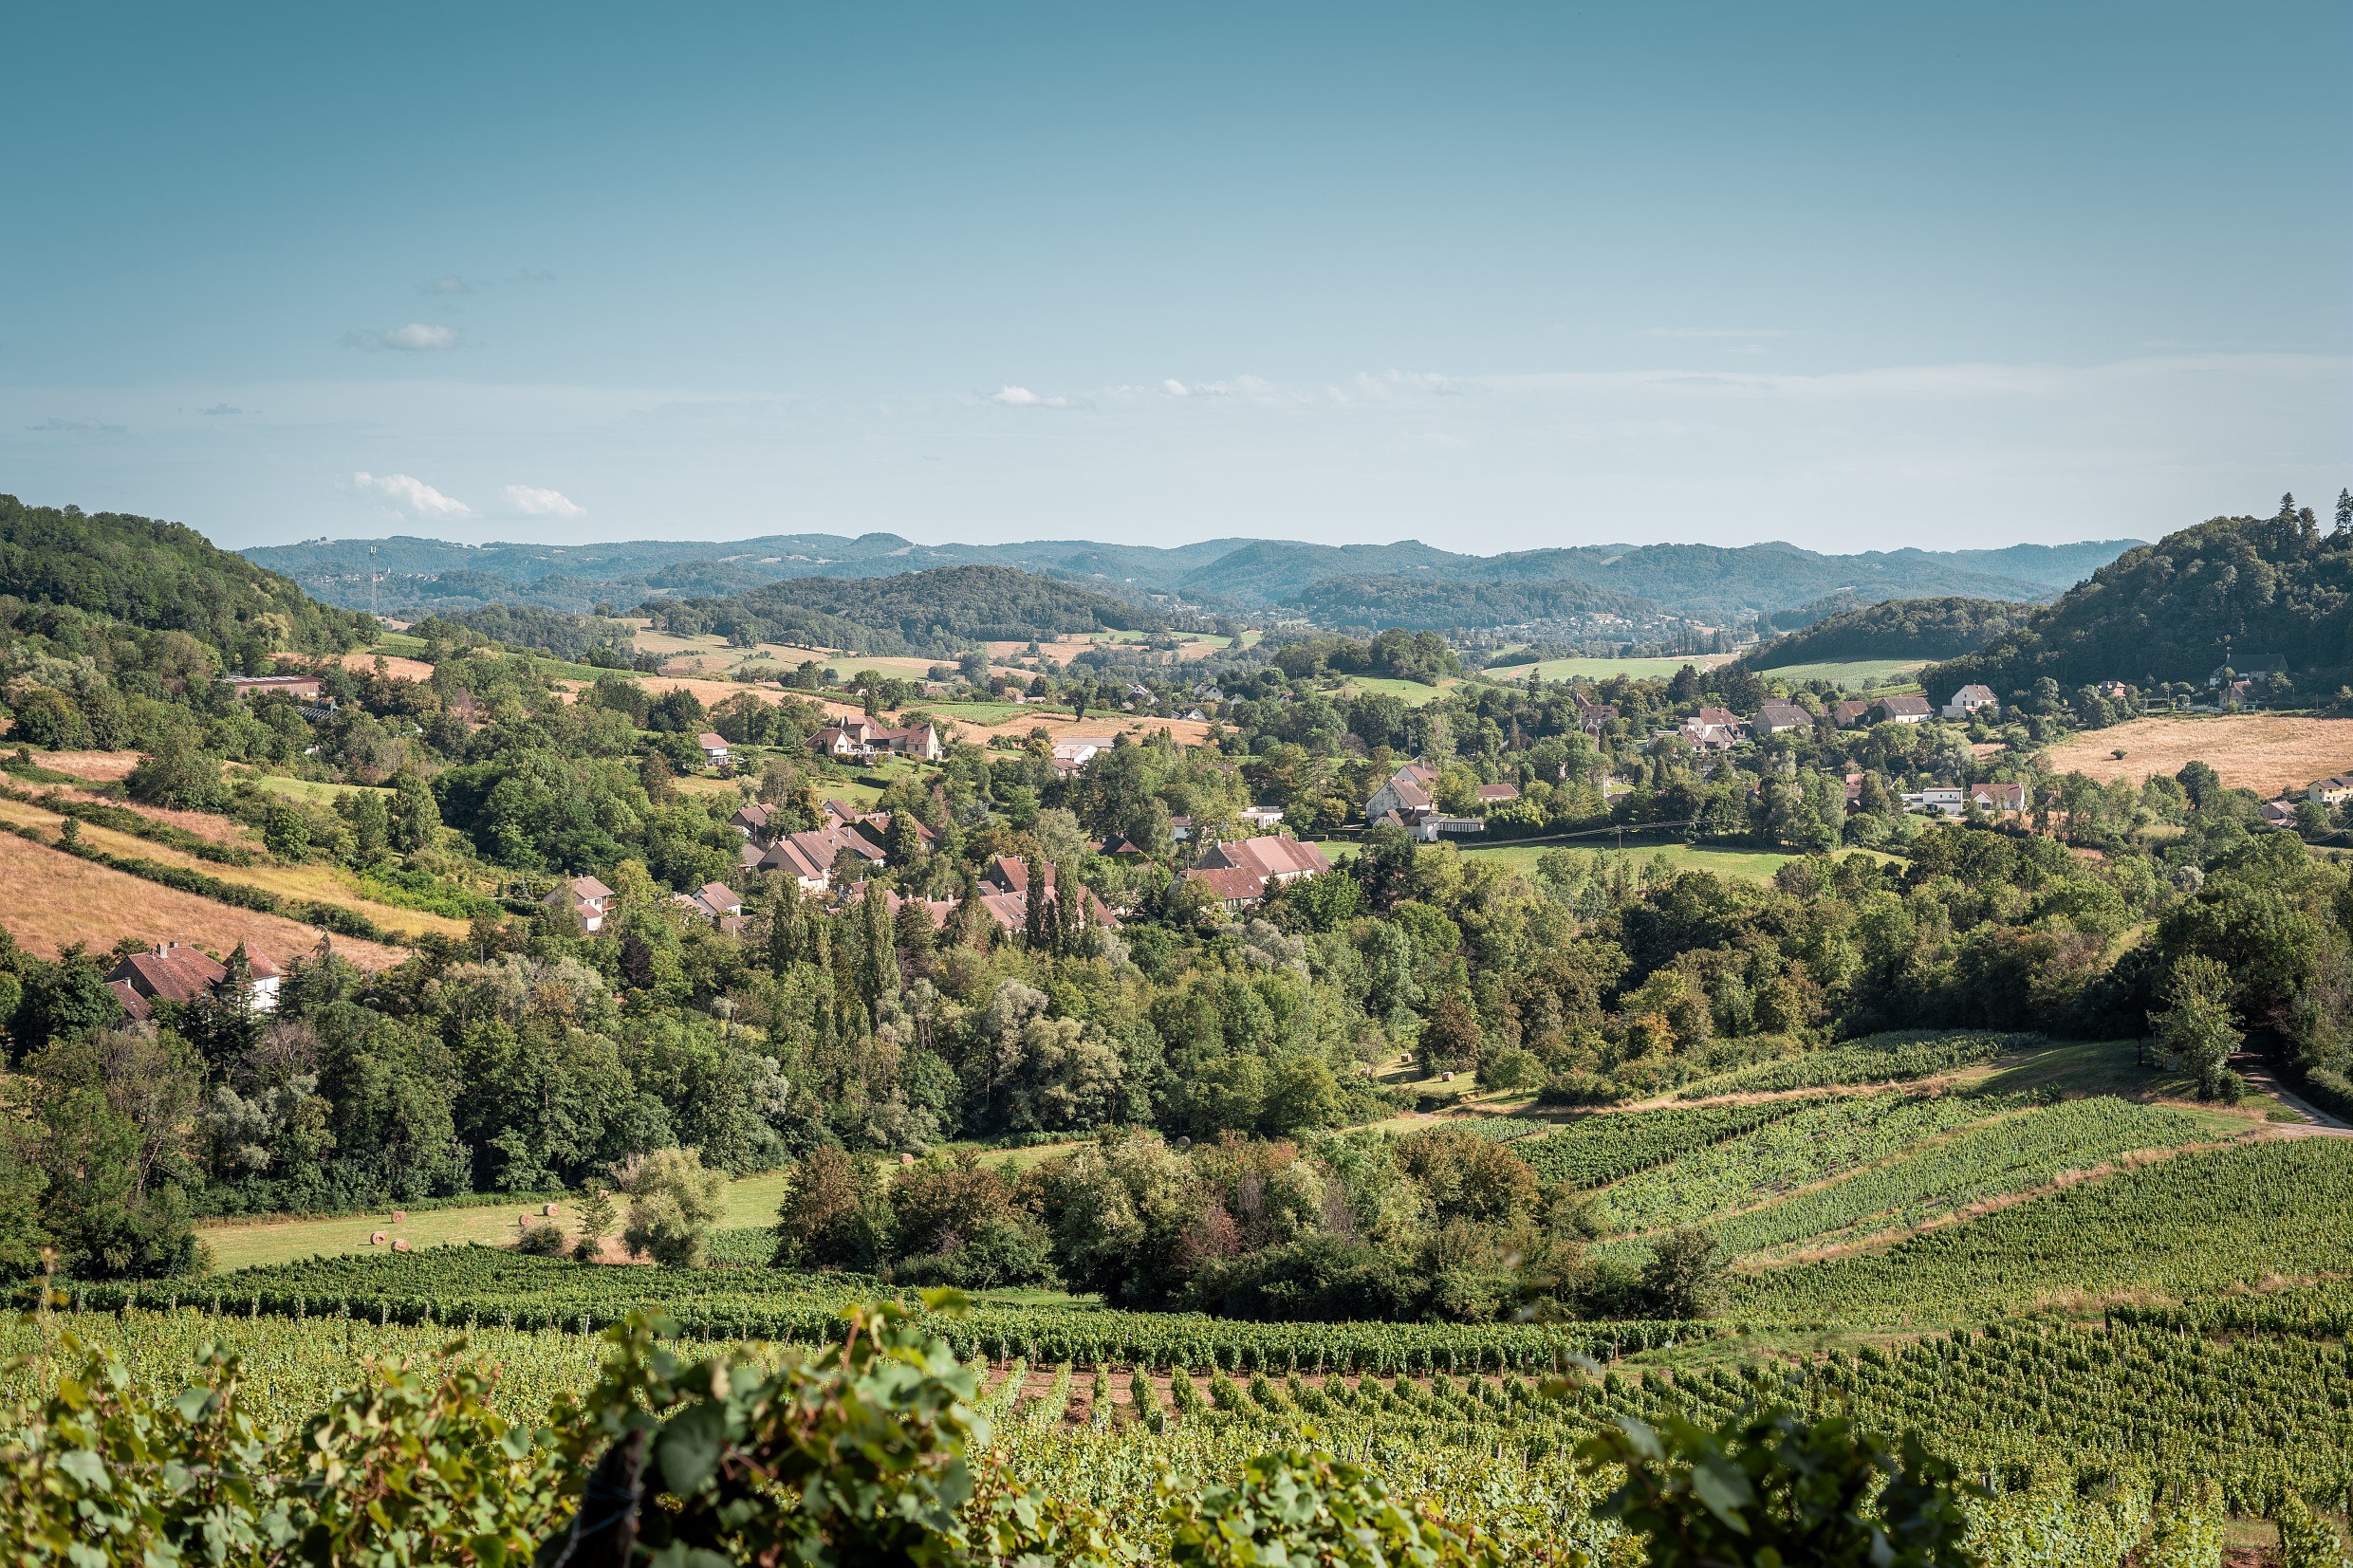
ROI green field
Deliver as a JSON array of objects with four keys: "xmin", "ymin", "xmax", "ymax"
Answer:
[
  {"xmin": 927, "ymin": 700, "xmax": 1053, "ymax": 725},
  {"xmin": 1333, "ymin": 674, "xmax": 1461, "ymax": 706},
  {"xmin": 195, "ymin": 1172, "xmax": 794, "ymax": 1272},
  {"xmin": 1457, "ymin": 839, "xmax": 1802, "ymax": 881},
  {"xmin": 1477, "ymin": 655, "xmax": 1732, "ymax": 683},
  {"xmin": 1748, "ymin": 656, "xmax": 1926, "ymax": 689},
  {"xmin": 234, "ymin": 770, "xmax": 392, "ymax": 803}
]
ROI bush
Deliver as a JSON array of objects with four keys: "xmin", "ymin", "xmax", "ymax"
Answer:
[
  {"xmin": 618, "ymin": 1148, "xmax": 725, "ymax": 1268},
  {"xmin": 893, "ymin": 1216, "xmax": 1059, "ymax": 1291},
  {"xmin": 514, "ymin": 1220, "xmax": 567, "ymax": 1257}
]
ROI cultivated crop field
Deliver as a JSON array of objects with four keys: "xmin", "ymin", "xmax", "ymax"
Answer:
[{"xmin": 2040, "ymin": 712, "xmax": 2353, "ymax": 796}]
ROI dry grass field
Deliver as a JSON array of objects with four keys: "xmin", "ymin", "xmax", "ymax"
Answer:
[
  {"xmin": 0, "ymin": 796, "xmax": 467, "ymax": 942},
  {"xmin": 2040, "ymin": 714, "xmax": 2353, "ymax": 797},
  {"xmin": 29, "ymin": 749, "xmax": 142, "ymax": 784},
  {"xmin": 0, "ymin": 831, "xmax": 409, "ymax": 969},
  {"xmin": 335, "ymin": 650, "xmax": 436, "ymax": 681}
]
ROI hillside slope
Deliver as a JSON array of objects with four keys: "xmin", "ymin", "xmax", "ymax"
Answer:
[
  {"xmin": 2, "ymin": 494, "xmax": 374, "ymax": 658},
  {"xmin": 1921, "ymin": 505, "xmax": 2352, "ymax": 702},
  {"xmin": 1282, "ymin": 573, "xmax": 1661, "ymax": 629},
  {"xmin": 1738, "ymin": 596, "xmax": 2031, "ymax": 671},
  {"xmin": 648, "ymin": 564, "xmax": 1180, "ymax": 656}
]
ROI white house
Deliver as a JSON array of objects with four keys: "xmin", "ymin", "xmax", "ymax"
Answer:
[
  {"xmin": 1901, "ymin": 786, "xmax": 1967, "ymax": 818},
  {"xmin": 1942, "ymin": 685, "xmax": 1999, "ymax": 721},
  {"xmin": 545, "ymin": 875, "xmax": 616, "ymax": 932},
  {"xmin": 696, "ymin": 731, "xmax": 731, "ymax": 766}
]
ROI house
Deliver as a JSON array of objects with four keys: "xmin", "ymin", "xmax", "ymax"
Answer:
[
  {"xmin": 1239, "ymin": 803, "xmax": 1286, "ymax": 830},
  {"xmin": 696, "ymin": 731, "xmax": 731, "ymax": 767},
  {"xmin": 1167, "ymin": 816, "xmax": 1195, "ymax": 842},
  {"xmin": 1900, "ymin": 786, "xmax": 1966, "ymax": 818},
  {"xmin": 1875, "ymin": 694, "xmax": 1933, "ymax": 725},
  {"xmin": 226, "ymin": 673, "xmax": 324, "ymax": 702},
  {"xmin": 1048, "ymin": 734, "xmax": 1117, "ymax": 776},
  {"xmin": 544, "ymin": 875, "xmax": 617, "ymax": 932},
  {"xmin": 1830, "ymin": 698, "xmax": 1873, "ymax": 729},
  {"xmin": 1969, "ymin": 782, "xmax": 2029, "ymax": 814},
  {"xmin": 687, "ymin": 881, "xmax": 744, "ymax": 918},
  {"xmin": 729, "ymin": 802, "xmax": 773, "ymax": 839},
  {"xmin": 2308, "ymin": 773, "xmax": 2353, "ymax": 806},
  {"xmin": 2260, "ymin": 798, "xmax": 2300, "ymax": 826},
  {"xmin": 970, "ymin": 859, "xmax": 1119, "ymax": 932},
  {"xmin": 1193, "ymin": 835, "xmax": 1332, "ymax": 890},
  {"xmin": 1414, "ymin": 815, "xmax": 1487, "ymax": 840},
  {"xmin": 1474, "ymin": 782, "xmax": 1521, "ymax": 807},
  {"xmin": 1181, "ymin": 708, "xmax": 1209, "ymax": 723},
  {"xmin": 104, "ymin": 942, "xmax": 281, "ymax": 1020},
  {"xmin": 671, "ymin": 881, "xmax": 746, "ymax": 932},
  {"xmin": 1364, "ymin": 762, "xmax": 1436, "ymax": 823},
  {"xmin": 808, "ymin": 718, "xmax": 943, "ymax": 762},
  {"xmin": 1752, "ymin": 699, "xmax": 1811, "ymax": 734},
  {"xmin": 1677, "ymin": 707, "xmax": 1746, "ymax": 751},
  {"xmin": 1942, "ymin": 685, "xmax": 1999, "ymax": 721},
  {"xmin": 757, "ymin": 824, "xmax": 881, "ymax": 892},
  {"xmin": 886, "ymin": 721, "xmax": 943, "ymax": 761},
  {"xmin": 1184, "ymin": 865, "xmax": 1275, "ymax": 912},
  {"xmin": 1569, "ymin": 692, "xmax": 1618, "ymax": 738}
]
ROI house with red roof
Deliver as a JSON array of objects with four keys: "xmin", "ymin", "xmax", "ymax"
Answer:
[{"xmin": 105, "ymin": 942, "xmax": 281, "ymax": 1020}]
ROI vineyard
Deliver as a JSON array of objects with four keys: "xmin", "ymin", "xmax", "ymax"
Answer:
[
  {"xmin": 9, "ymin": 1036, "xmax": 2353, "ymax": 1563},
  {"xmin": 4, "ymin": 1296, "xmax": 2346, "ymax": 1561}
]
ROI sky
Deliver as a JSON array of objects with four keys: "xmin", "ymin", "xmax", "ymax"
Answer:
[{"xmin": 3, "ymin": 2, "xmax": 2346, "ymax": 554}]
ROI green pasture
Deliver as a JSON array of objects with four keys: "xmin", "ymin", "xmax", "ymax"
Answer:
[
  {"xmin": 1479, "ymin": 655, "xmax": 1730, "ymax": 683},
  {"xmin": 1750, "ymin": 657, "xmax": 1926, "ymax": 689},
  {"xmin": 196, "ymin": 1172, "xmax": 795, "ymax": 1273},
  {"xmin": 1458, "ymin": 839, "xmax": 1801, "ymax": 882}
]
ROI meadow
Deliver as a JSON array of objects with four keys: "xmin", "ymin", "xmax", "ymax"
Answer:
[
  {"xmin": 1478, "ymin": 654, "xmax": 1733, "ymax": 683},
  {"xmin": 1457, "ymin": 839, "xmax": 1804, "ymax": 882},
  {"xmin": 1744, "ymin": 655, "xmax": 1926, "ymax": 688}
]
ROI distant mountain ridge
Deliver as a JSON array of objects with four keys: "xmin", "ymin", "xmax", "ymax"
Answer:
[{"xmin": 245, "ymin": 530, "xmax": 2143, "ymax": 626}]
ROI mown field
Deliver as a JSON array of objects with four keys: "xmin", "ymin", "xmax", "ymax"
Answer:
[
  {"xmin": 1480, "ymin": 654, "xmax": 1734, "ymax": 683},
  {"xmin": 1745, "ymin": 655, "xmax": 1925, "ymax": 688},
  {"xmin": 2040, "ymin": 712, "xmax": 2353, "ymax": 797},
  {"xmin": 1458, "ymin": 839, "xmax": 1804, "ymax": 882}
]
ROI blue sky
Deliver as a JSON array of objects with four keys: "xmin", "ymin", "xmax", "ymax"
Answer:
[{"xmin": 4, "ymin": 2, "xmax": 2345, "ymax": 551}]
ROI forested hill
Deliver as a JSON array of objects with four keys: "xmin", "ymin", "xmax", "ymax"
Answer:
[
  {"xmin": 1737, "ymin": 597, "xmax": 2032, "ymax": 671},
  {"xmin": 1921, "ymin": 501, "xmax": 2353, "ymax": 703},
  {"xmin": 0, "ymin": 494, "xmax": 373, "ymax": 661},
  {"xmin": 647, "ymin": 564, "xmax": 1182, "ymax": 656},
  {"xmin": 248, "ymin": 530, "xmax": 2140, "ymax": 624},
  {"xmin": 1281, "ymin": 573, "xmax": 1659, "ymax": 630}
]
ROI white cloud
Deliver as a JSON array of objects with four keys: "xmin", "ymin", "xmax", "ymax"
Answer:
[
  {"xmin": 990, "ymin": 385, "xmax": 1068, "ymax": 407},
  {"xmin": 347, "ymin": 323, "xmax": 462, "ymax": 352},
  {"xmin": 503, "ymin": 483, "xmax": 585, "ymax": 518},
  {"xmin": 420, "ymin": 276, "xmax": 472, "ymax": 295},
  {"xmin": 382, "ymin": 323, "xmax": 460, "ymax": 351},
  {"xmin": 353, "ymin": 470, "xmax": 471, "ymax": 518},
  {"xmin": 1162, "ymin": 379, "xmax": 1190, "ymax": 397},
  {"xmin": 27, "ymin": 415, "xmax": 125, "ymax": 433}
]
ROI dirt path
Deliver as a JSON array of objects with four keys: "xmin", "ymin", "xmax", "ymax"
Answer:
[{"xmin": 2232, "ymin": 1060, "xmax": 2353, "ymax": 1135}]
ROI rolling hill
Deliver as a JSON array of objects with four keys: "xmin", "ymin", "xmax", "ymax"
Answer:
[
  {"xmin": 1921, "ymin": 505, "xmax": 2352, "ymax": 703},
  {"xmin": 247, "ymin": 530, "xmax": 2140, "ymax": 627}
]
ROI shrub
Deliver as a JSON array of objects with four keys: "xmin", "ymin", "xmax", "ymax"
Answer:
[{"xmin": 617, "ymin": 1148, "xmax": 725, "ymax": 1269}]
